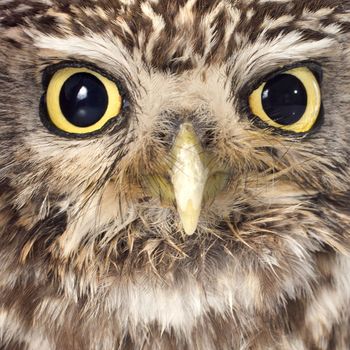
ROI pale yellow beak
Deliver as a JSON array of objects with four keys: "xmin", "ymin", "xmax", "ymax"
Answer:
[
  {"xmin": 171, "ymin": 123, "xmax": 208, "ymax": 235},
  {"xmin": 143, "ymin": 123, "xmax": 228, "ymax": 236}
]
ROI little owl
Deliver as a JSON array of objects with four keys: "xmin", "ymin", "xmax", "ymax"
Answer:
[{"xmin": 0, "ymin": 0, "xmax": 349, "ymax": 349}]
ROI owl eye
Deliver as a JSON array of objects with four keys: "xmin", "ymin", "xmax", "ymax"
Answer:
[
  {"xmin": 249, "ymin": 67, "xmax": 321, "ymax": 133},
  {"xmin": 45, "ymin": 67, "xmax": 122, "ymax": 134}
]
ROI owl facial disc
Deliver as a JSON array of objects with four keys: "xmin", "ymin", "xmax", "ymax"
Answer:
[{"xmin": 171, "ymin": 123, "xmax": 209, "ymax": 235}]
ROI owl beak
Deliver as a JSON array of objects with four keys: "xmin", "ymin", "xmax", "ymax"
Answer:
[{"xmin": 170, "ymin": 123, "xmax": 209, "ymax": 235}]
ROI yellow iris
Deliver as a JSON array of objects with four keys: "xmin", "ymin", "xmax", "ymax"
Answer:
[
  {"xmin": 249, "ymin": 67, "xmax": 321, "ymax": 133},
  {"xmin": 46, "ymin": 67, "xmax": 122, "ymax": 134}
]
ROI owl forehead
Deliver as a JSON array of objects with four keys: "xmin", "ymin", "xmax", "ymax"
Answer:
[{"xmin": 2, "ymin": 0, "xmax": 347, "ymax": 71}]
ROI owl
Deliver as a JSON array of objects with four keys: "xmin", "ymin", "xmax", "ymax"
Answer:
[{"xmin": 0, "ymin": 0, "xmax": 349, "ymax": 349}]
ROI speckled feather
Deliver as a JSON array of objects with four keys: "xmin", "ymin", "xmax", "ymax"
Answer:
[{"xmin": 0, "ymin": 0, "xmax": 350, "ymax": 349}]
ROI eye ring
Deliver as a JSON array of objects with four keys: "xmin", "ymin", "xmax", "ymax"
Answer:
[
  {"xmin": 45, "ymin": 67, "xmax": 123, "ymax": 135},
  {"xmin": 249, "ymin": 67, "xmax": 322, "ymax": 133}
]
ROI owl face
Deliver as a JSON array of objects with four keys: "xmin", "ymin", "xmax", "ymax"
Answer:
[{"xmin": 0, "ymin": 0, "xmax": 350, "ymax": 340}]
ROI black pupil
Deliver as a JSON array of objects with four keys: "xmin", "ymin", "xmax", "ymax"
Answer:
[
  {"xmin": 261, "ymin": 74, "xmax": 307, "ymax": 126},
  {"xmin": 59, "ymin": 73, "xmax": 108, "ymax": 127}
]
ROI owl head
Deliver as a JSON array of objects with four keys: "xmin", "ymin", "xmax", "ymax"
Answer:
[{"xmin": 0, "ymin": 0, "xmax": 350, "ymax": 345}]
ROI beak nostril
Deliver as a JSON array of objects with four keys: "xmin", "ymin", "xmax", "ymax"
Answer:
[
  {"xmin": 202, "ymin": 129, "xmax": 216, "ymax": 148},
  {"xmin": 154, "ymin": 131, "xmax": 167, "ymax": 140}
]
